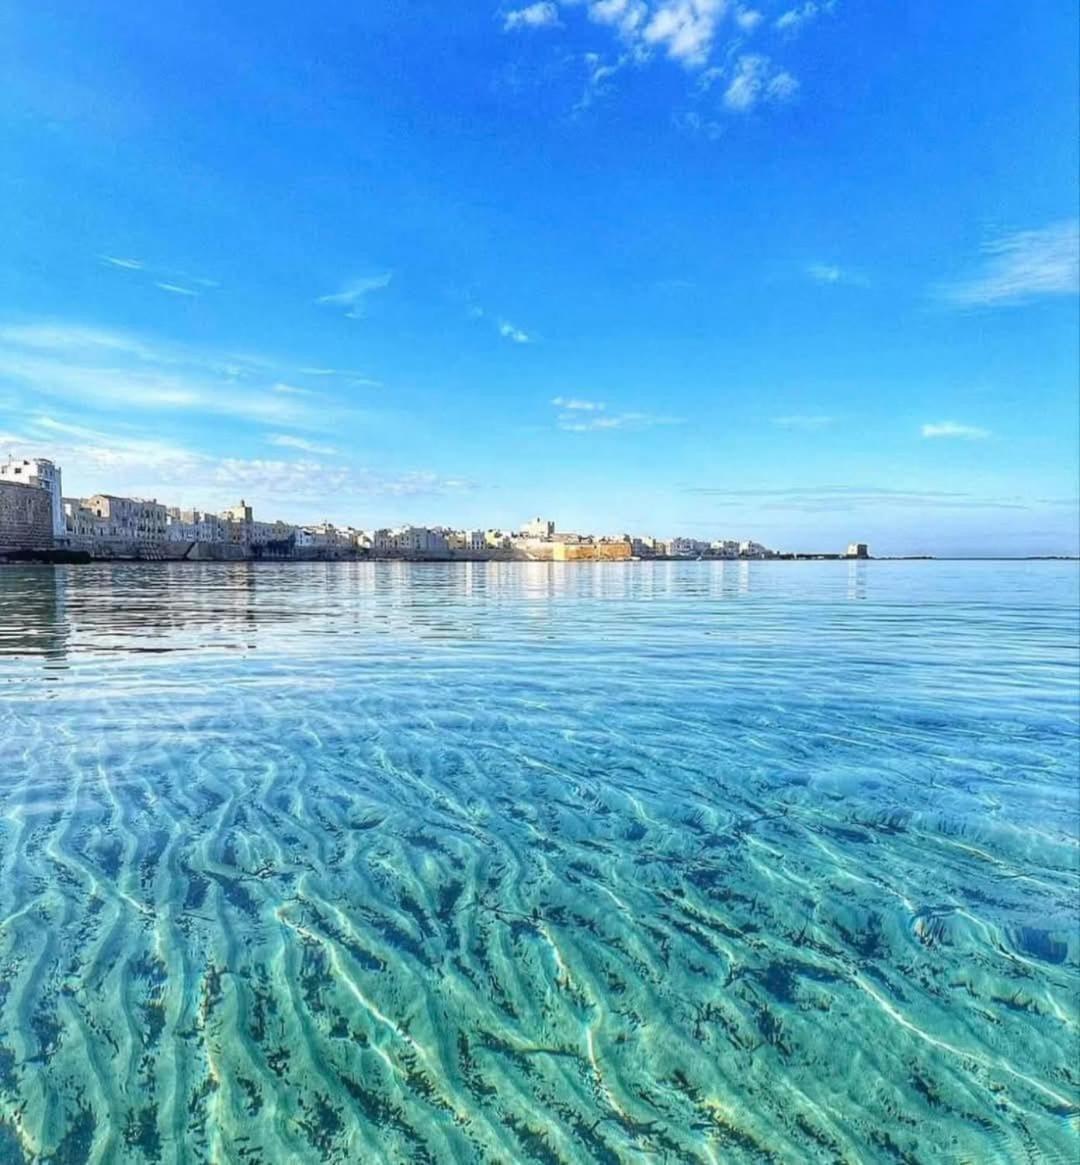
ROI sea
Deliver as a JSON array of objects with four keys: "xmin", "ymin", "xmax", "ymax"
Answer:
[{"xmin": 0, "ymin": 559, "xmax": 1077, "ymax": 1164}]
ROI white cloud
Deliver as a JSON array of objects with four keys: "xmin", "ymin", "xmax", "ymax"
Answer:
[
  {"xmin": 499, "ymin": 320, "xmax": 532, "ymax": 343},
  {"xmin": 588, "ymin": 0, "xmax": 649, "ymax": 36},
  {"xmin": 921, "ymin": 421, "xmax": 990, "ymax": 440},
  {"xmin": 555, "ymin": 401, "xmax": 683, "ymax": 430},
  {"xmin": 938, "ymin": 220, "xmax": 1079, "ymax": 307},
  {"xmin": 552, "ymin": 396, "xmax": 605, "ymax": 410},
  {"xmin": 503, "ymin": 1, "xmax": 561, "ymax": 29},
  {"xmin": 4, "ymin": 417, "xmax": 471, "ymax": 521},
  {"xmin": 575, "ymin": 51, "xmax": 631, "ymax": 111},
  {"xmin": 806, "ymin": 262, "xmax": 869, "ymax": 286},
  {"xmin": 808, "ymin": 263, "xmax": 841, "ymax": 284},
  {"xmin": 775, "ymin": 2, "xmax": 820, "ymax": 34},
  {"xmin": 561, "ymin": 407, "xmax": 680, "ymax": 431},
  {"xmin": 773, "ymin": 414, "xmax": 833, "ymax": 430},
  {"xmin": 0, "ymin": 321, "xmax": 326, "ymax": 427},
  {"xmin": 672, "ymin": 109, "xmax": 725, "ymax": 140},
  {"xmin": 268, "ymin": 434, "xmax": 338, "ymax": 455},
  {"xmin": 155, "ymin": 281, "xmax": 199, "ymax": 296},
  {"xmin": 642, "ymin": 0, "xmax": 726, "ymax": 67},
  {"xmin": 515, "ymin": 2, "xmax": 813, "ymax": 119},
  {"xmin": 317, "ymin": 273, "xmax": 393, "ymax": 319},
  {"xmin": 100, "ymin": 256, "xmax": 144, "ymax": 271},
  {"xmin": 723, "ymin": 54, "xmax": 799, "ymax": 111}
]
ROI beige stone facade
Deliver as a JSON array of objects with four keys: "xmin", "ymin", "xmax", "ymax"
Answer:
[{"xmin": 0, "ymin": 480, "xmax": 54, "ymax": 552}]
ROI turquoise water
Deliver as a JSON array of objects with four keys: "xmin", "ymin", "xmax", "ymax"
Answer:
[{"xmin": 0, "ymin": 560, "xmax": 1077, "ymax": 1164}]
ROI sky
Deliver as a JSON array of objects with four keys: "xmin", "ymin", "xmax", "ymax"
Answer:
[{"xmin": 1, "ymin": 1, "xmax": 1077, "ymax": 556}]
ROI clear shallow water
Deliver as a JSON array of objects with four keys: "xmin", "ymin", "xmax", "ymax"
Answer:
[{"xmin": 0, "ymin": 560, "xmax": 1077, "ymax": 1165}]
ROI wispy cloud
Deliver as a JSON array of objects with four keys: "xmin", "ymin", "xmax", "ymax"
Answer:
[
  {"xmin": 775, "ymin": 2, "xmax": 824, "ymax": 35},
  {"xmin": 155, "ymin": 281, "xmax": 199, "ymax": 297},
  {"xmin": 773, "ymin": 414, "xmax": 833, "ymax": 430},
  {"xmin": 503, "ymin": 2, "xmax": 560, "ymax": 30},
  {"xmin": 921, "ymin": 421, "xmax": 990, "ymax": 440},
  {"xmin": 806, "ymin": 262, "xmax": 868, "ymax": 287},
  {"xmin": 499, "ymin": 320, "xmax": 532, "ymax": 343},
  {"xmin": 100, "ymin": 256, "xmax": 144, "ymax": 271},
  {"xmin": 317, "ymin": 273, "xmax": 393, "ymax": 319},
  {"xmin": 0, "ymin": 321, "xmax": 331, "ymax": 428},
  {"xmin": 294, "ymin": 367, "xmax": 383, "ymax": 387},
  {"xmin": 554, "ymin": 401, "xmax": 683, "ymax": 431},
  {"xmin": 937, "ymin": 220, "xmax": 1079, "ymax": 307},
  {"xmin": 683, "ymin": 485, "xmax": 1027, "ymax": 512},
  {"xmin": 552, "ymin": 396, "xmax": 605, "ymax": 411},
  {"xmin": 3, "ymin": 416, "xmax": 471, "ymax": 519},
  {"xmin": 721, "ymin": 54, "xmax": 799, "ymax": 111},
  {"xmin": 268, "ymin": 434, "xmax": 338, "ymax": 455},
  {"xmin": 100, "ymin": 254, "xmax": 217, "ymax": 294}
]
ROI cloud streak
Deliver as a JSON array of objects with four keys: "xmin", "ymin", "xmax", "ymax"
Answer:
[
  {"xmin": 317, "ymin": 273, "xmax": 393, "ymax": 319},
  {"xmin": 806, "ymin": 262, "xmax": 868, "ymax": 287},
  {"xmin": 554, "ymin": 400, "xmax": 683, "ymax": 431},
  {"xmin": 100, "ymin": 254, "xmax": 217, "ymax": 294},
  {"xmin": 921, "ymin": 421, "xmax": 990, "ymax": 440},
  {"xmin": 552, "ymin": 396, "xmax": 604, "ymax": 411},
  {"xmin": 155, "ymin": 281, "xmax": 199, "ymax": 297},
  {"xmin": 938, "ymin": 220, "xmax": 1079, "ymax": 307},
  {"xmin": 684, "ymin": 485, "xmax": 1031, "ymax": 512},
  {"xmin": 100, "ymin": 256, "xmax": 144, "ymax": 271},
  {"xmin": 268, "ymin": 434, "xmax": 339, "ymax": 455},
  {"xmin": 0, "ymin": 320, "xmax": 344, "ymax": 429}
]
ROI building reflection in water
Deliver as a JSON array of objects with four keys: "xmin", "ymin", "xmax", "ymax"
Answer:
[{"xmin": 0, "ymin": 559, "xmax": 878, "ymax": 674}]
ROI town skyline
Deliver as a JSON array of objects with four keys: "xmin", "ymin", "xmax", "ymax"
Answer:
[
  {"xmin": 3, "ymin": 453, "xmax": 870, "ymax": 562},
  {"xmin": 2, "ymin": 4, "xmax": 1078, "ymax": 557}
]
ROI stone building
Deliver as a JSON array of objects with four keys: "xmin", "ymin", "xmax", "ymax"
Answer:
[
  {"xmin": 83, "ymin": 494, "xmax": 168, "ymax": 543},
  {"xmin": 0, "ymin": 479, "xmax": 54, "ymax": 552},
  {"xmin": 0, "ymin": 457, "xmax": 64, "ymax": 539}
]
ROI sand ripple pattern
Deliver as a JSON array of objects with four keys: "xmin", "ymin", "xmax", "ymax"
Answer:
[{"xmin": 0, "ymin": 561, "xmax": 1077, "ymax": 1163}]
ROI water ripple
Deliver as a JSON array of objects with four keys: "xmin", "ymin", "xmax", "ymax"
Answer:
[{"xmin": 0, "ymin": 560, "xmax": 1076, "ymax": 1163}]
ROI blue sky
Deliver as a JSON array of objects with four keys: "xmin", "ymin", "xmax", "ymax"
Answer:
[{"xmin": 1, "ymin": 1, "xmax": 1077, "ymax": 555}]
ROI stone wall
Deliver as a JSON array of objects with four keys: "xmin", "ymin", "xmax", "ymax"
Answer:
[{"xmin": 0, "ymin": 481, "xmax": 54, "ymax": 552}]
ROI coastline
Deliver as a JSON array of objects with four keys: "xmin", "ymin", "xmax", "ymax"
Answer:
[{"xmin": 2, "ymin": 551, "xmax": 1076, "ymax": 567}]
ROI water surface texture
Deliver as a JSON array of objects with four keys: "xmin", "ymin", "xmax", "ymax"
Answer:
[{"xmin": 1, "ymin": 561, "xmax": 1077, "ymax": 1164}]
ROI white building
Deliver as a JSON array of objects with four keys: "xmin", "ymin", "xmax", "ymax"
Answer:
[
  {"xmin": 521, "ymin": 516, "xmax": 555, "ymax": 539},
  {"xmin": 447, "ymin": 529, "xmax": 486, "ymax": 553},
  {"xmin": 367, "ymin": 526, "xmax": 449, "ymax": 556},
  {"xmin": 1, "ymin": 457, "xmax": 64, "ymax": 539},
  {"xmin": 710, "ymin": 539, "xmax": 740, "ymax": 558},
  {"xmin": 668, "ymin": 537, "xmax": 710, "ymax": 557},
  {"xmin": 166, "ymin": 508, "xmax": 227, "ymax": 544}
]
